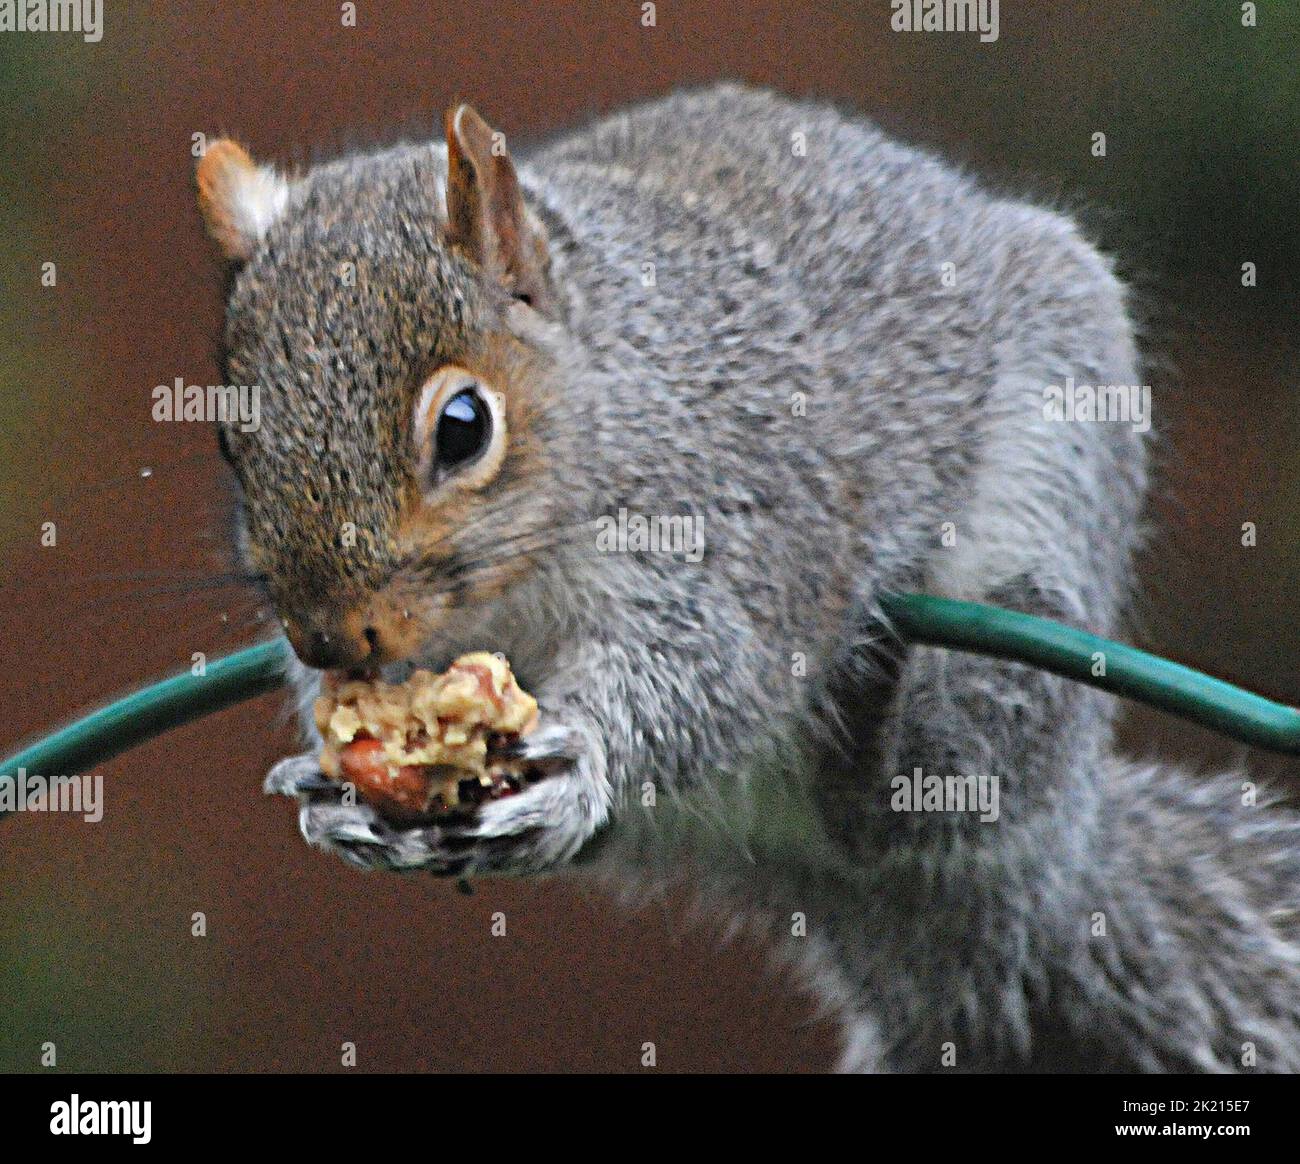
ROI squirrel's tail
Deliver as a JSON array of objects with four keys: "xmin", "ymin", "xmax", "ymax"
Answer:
[{"xmin": 1046, "ymin": 758, "xmax": 1300, "ymax": 1072}]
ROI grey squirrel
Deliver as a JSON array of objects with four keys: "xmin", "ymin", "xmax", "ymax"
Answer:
[{"xmin": 197, "ymin": 84, "xmax": 1300, "ymax": 1072}]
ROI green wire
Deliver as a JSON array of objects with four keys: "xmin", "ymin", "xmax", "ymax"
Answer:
[
  {"xmin": 2, "ymin": 594, "xmax": 1298, "ymax": 816},
  {"xmin": 0, "ymin": 640, "xmax": 290, "ymax": 819},
  {"xmin": 881, "ymin": 594, "xmax": 1300, "ymax": 755}
]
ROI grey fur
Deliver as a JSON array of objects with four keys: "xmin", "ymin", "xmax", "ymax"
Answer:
[{"xmin": 217, "ymin": 84, "xmax": 1300, "ymax": 1072}]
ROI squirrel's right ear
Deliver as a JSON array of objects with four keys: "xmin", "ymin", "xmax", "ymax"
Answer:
[
  {"xmin": 443, "ymin": 104, "xmax": 554, "ymax": 315},
  {"xmin": 195, "ymin": 139, "xmax": 290, "ymax": 262}
]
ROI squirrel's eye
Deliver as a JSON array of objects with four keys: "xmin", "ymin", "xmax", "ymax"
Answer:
[
  {"xmin": 413, "ymin": 367, "xmax": 507, "ymax": 493},
  {"xmin": 435, "ymin": 387, "xmax": 492, "ymax": 470}
]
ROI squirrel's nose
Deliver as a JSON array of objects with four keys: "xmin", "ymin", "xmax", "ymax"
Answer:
[{"xmin": 284, "ymin": 612, "xmax": 377, "ymax": 670}]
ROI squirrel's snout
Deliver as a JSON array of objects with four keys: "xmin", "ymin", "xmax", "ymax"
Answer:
[
  {"xmin": 281, "ymin": 598, "xmax": 428, "ymax": 671},
  {"xmin": 283, "ymin": 609, "xmax": 378, "ymax": 671}
]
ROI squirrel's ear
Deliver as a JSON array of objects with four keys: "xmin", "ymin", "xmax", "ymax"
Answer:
[
  {"xmin": 195, "ymin": 139, "xmax": 290, "ymax": 262},
  {"xmin": 444, "ymin": 104, "xmax": 553, "ymax": 314}
]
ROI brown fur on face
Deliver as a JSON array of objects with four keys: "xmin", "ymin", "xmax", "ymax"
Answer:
[
  {"xmin": 205, "ymin": 109, "xmax": 568, "ymax": 669},
  {"xmin": 230, "ymin": 292, "xmax": 566, "ymax": 668},
  {"xmin": 383, "ymin": 329, "xmax": 560, "ymax": 659}
]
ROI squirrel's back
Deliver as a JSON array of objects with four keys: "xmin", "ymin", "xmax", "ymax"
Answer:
[{"xmin": 528, "ymin": 89, "xmax": 1300, "ymax": 1072}]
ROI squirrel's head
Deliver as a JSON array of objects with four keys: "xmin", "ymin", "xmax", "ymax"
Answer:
[{"xmin": 197, "ymin": 106, "xmax": 575, "ymax": 671}]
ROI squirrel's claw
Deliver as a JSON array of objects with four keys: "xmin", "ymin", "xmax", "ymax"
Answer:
[
  {"xmin": 298, "ymin": 803, "xmax": 394, "ymax": 870},
  {"xmin": 489, "ymin": 721, "xmax": 585, "ymax": 767},
  {"xmin": 261, "ymin": 753, "xmax": 427, "ymax": 870},
  {"xmin": 263, "ymin": 731, "xmax": 603, "ymax": 877},
  {"xmin": 263, "ymin": 753, "xmax": 334, "ymax": 797},
  {"xmin": 301, "ymin": 803, "xmax": 474, "ymax": 874},
  {"xmin": 293, "ymin": 800, "xmax": 515, "ymax": 877}
]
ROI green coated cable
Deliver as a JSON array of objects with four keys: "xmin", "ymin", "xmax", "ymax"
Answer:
[
  {"xmin": 2, "ymin": 594, "xmax": 1298, "ymax": 819},
  {"xmin": 881, "ymin": 594, "xmax": 1300, "ymax": 755},
  {"xmin": 0, "ymin": 640, "xmax": 290, "ymax": 819}
]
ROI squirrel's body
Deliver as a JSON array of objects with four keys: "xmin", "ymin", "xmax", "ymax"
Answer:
[{"xmin": 204, "ymin": 85, "xmax": 1300, "ymax": 1071}]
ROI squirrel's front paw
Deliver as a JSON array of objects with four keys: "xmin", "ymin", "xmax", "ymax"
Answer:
[{"xmin": 263, "ymin": 716, "xmax": 609, "ymax": 877}]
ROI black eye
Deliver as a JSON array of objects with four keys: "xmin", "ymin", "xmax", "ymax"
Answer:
[{"xmin": 434, "ymin": 387, "xmax": 491, "ymax": 472}]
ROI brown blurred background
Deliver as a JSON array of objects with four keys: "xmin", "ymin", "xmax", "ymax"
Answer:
[{"xmin": 1, "ymin": 1, "xmax": 1297, "ymax": 1072}]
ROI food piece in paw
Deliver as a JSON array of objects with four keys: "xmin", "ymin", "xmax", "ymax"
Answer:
[
  {"xmin": 314, "ymin": 652, "xmax": 538, "ymax": 822},
  {"xmin": 336, "ymin": 738, "xmax": 440, "ymax": 821}
]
